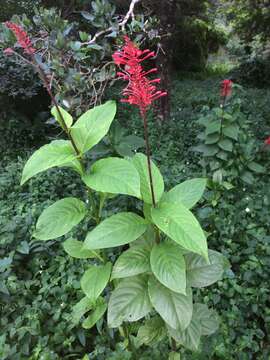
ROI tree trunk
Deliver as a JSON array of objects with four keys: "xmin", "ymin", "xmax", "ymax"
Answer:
[{"xmin": 152, "ymin": 0, "xmax": 178, "ymax": 121}]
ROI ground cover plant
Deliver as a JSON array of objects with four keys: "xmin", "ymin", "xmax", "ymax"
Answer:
[{"xmin": 1, "ymin": 72, "xmax": 270, "ymax": 360}]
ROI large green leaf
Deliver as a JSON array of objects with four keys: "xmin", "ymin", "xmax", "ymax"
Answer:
[
  {"xmin": 34, "ymin": 197, "xmax": 86, "ymax": 241},
  {"xmin": 84, "ymin": 212, "xmax": 147, "ymax": 250},
  {"xmin": 193, "ymin": 303, "xmax": 219, "ymax": 335},
  {"xmin": 132, "ymin": 153, "xmax": 164, "ymax": 204},
  {"xmin": 148, "ymin": 277, "xmax": 193, "ymax": 330},
  {"xmin": 71, "ymin": 296, "xmax": 93, "ymax": 324},
  {"xmin": 137, "ymin": 316, "xmax": 167, "ymax": 347},
  {"xmin": 21, "ymin": 140, "xmax": 77, "ymax": 185},
  {"xmin": 223, "ymin": 123, "xmax": 239, "ymax": 140},
  {"xmin": 107, "ymin": 275, "xmax": 152, "ymax": 327},
  {"xmin": 193, "ymin": 144, "xmax": 219, "ymax": 157},
  {"xmin": 163, "ymin": 178, "xmax": 207, "ymax": 209},
  {"xmin": 63, "ymin": 238, "xmax": 97, "ymax": 259},
  {"xmin": 167, "ymin": 317, "xmax": 202, "ymax": 351},
  {"xmin": 111, "ymin": 246, "xmax": 151, "ymax": 279},
  {"xmin": 205, "ymin": 119, "xmax": 221, "ymax": 135},
  {"xmin": 151, "ymin": 202, "xmax": 208, "ymax": 260},
  {"xmin": 218, "ymin": 138, "xmax": 233, "ymax": 152},
  {"xmin": 82, "ymin": 297, "xmax": 107, "ymax": 329},
  {"xmin": 70, "ymin": 101, "xmax": 116, "ymax": 154},
  {"xmin": 82, "ymin": 157, "xmax": 140, "ymax": 197},
  {"xmin": 51, "ymin": 105, "xmax": 73, "ymax": 129},
  {"xmin": 150, "ymin": 242, "xmax": 186, "ymax": 294},
  {"xmin": 186, "ymin": 250, "xmax": 229, "ymax": 288},
  {"xmin": 81, "ymin": 263, "xmax": 112, "ymax": 302}
]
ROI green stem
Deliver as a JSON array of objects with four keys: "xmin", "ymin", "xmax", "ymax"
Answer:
[
  {"xmin": 33, "ymin": 58, "xmax": 83, "ymax": 161},
  {"xmin": 141, "ymin": 109, "xmax": 156, "ymax": 207}
]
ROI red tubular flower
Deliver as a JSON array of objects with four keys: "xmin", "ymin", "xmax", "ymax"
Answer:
[
  {"xmin": 264, "ymin": 137, "xmax": 270, "ymax": 146},
  {"xmin": 221, "ymin": 79, "xmax": 233, "ymax": 97},
  {"xmin": 5, "ymin": 21, "xmax": 35, "ymax": 55},
  {"xmin": 112, "ymin": 36, "xmax": 167, "ymax": 114},
  {"xmin": 3, "ymin": 47, "xmax": 14, "ymax": 56}
]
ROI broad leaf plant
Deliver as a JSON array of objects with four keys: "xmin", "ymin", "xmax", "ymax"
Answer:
[{"xmin": 4, "ymin": 23, "xmax": 229, "ymax": 354}]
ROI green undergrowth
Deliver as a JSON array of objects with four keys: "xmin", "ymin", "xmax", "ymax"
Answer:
[{"xmin": 1, "ymin": 75, "xmax": 270, "ymax": 359}]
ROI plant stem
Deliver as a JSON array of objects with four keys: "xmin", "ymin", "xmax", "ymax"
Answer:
[
  {"xmin": 141, "ymin": 109, "xmax": 156, "ymax": 207},
  {"xmin": 33, "ymin": 59, "xmax": 82, "ymax": 159}
]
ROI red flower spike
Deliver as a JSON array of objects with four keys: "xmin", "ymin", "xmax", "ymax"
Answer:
[
  {"xmin": 3, "ymin": 47, "xmax": 14, "ymax": 56},
  {"xmin": 5, "ymin": 22, "xmax": 36, "ymax": 55},
  {"xmin": 112, "ymin": 36, "xmax": 167, "ymax": 114},
  {"xmin": 221, "ymin": 79, "xmax": 233, "ymax": 97},
  {"xmin": 264, "ymin": 137, "xmax": 270, "ymax": 146}
]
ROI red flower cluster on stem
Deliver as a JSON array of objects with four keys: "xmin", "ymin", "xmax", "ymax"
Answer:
[
  {"xmin": 221, "ymin": 79, "xmax": 233, "ymax": 98},
  {"xmin": 112, "ymin": 36, "xmax": 167, "ymax": 115},
  {"xmin": 264, "ymin": 137, "xmax": 270, "ymax": 146},
  {"xmin": 5, "ymin": 21, "xmax": 36, "ymax": 55}
]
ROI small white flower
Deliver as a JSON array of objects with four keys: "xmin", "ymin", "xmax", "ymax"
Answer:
[{"xmin": 245, "ymin": 207, "xmax": 250, "ymax": 213}]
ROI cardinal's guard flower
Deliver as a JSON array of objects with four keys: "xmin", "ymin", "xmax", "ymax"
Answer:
[
  {"xmin": 264, "ymin": 137, "xmax": 270, "ymax": 146},
  {"xmin": 113, "ymin": 36, "xmax": 167, "ymax": 116},
  {"xmin": 5, "ymin": 22, "xmax": 36, "ymax": 55},
  {"xmin": 113, "ymin": 36, "xmax": 167, "ymax": 206},
  {"xmin": 221, "ymin": 79, "xmax": 233, "ymax": 98}
]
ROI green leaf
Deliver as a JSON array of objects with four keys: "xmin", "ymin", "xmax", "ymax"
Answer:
[
  {"xmin": 82, "ymin": 297, "xmax": 107, "ymax": 329},
  {"xmin": 205, "ymin": 133, "xmax": 220, "ymax": 144},
  {"xmin": 150, "ymin": 242, "xmax": 186, "ymax": 294},
  {"xmin": 63, "ymin": 238, "xmax": 96, "ymax": 259},
  {"xmin": 82, "ymin": 157, "xmax": 140, "ymax": 198},
  {"xmin": 148, "ymin": 277, "xmax": 193, "ymax": 330},
  {"xmin": 168, "ymin": 352, "xmax": 181, "ymax": 360},
  {"xmin": 193, "ymin": 303, "xmax": 219, "ymax": 335},
  {"xmin": 84, "ymin": 212, "xmax": 147, "ymax": 250},
  {"xmin": 71, "ymin": 296, "xmax": 93, "ymax": 324},
  {"xmin": 70, "ymin": 101, "xmax": 116, "ymax": 154},
  {"xmin": 163, "ymin": 178, "xmax": 207, "ymax": 209},
  {"xmin": 240, "ymin": 171, "xmax": 255, "ymax": 185},
  {"xmin": 223, "ymin": 124, "xmax": 239, "ymax": 140},
  {"xmin": 115, "ymin": 135, "xmax": 145, "ymax": 157},
  {"xmin": 205, "ymin": 119, "xmax": 221, "ymax": 135},
  {"xmin": 151, "ymin": 202, "xmax": 208, "ymax": 260},
  {"xmin": 168, "ymin": 317, "xmax": 202, "ymax": 351},
  {"xmin": 216, "ymin": 150, "xmax": 228, "ymax": 160},
  {"xmin": 51, "ymin": 105, "xmax": 73, "ymax": 129},
  {"xmin": 112, "ymin": 246, "xmax": 150, "ymax": 279},
  {"xmin": 193, "ymin": 144, "xmax": 219, "ymax": 156},
  {"xmin": 218, "ymin": 138, "xmax": 233, "ymax": 152},
  {"xmin": 247, "ymin": 161, "xmax": 265, "ymax": 174},
  {"xmin": 186, "ymin": 250, "xmax": 229, "ymax": 288},
  {"xmin": 21, "ymin": 140, "xmax": 77, "ymax": 185},
  {"xmin": 108, "ymin": 275, "xmax": 152, "ymax": 328},
  {"xmin": 34, "ymin": 197, "xmax": 86, "ymax": 241},
  {"xmin": 81, "ymin": 263, "xmax": 112, "ymax": 302},
  {"xmin": 132, "ymin": 153, "xmax": 164, "ymax": 204},
  {"xmin": 137, "ymin": 316, "xmax": 167, "ymax": 347}
]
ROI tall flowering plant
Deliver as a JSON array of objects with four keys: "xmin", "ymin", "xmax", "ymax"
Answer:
[
  {"xmin": 113, "ymin": 36, "xmax": 167, "ymax": 207},
  {"xmin": 7, "ymin": 25, "xmax": 229, "ymax": 355},
  {"xmin": 194, "ymin": 79, "xmax": 265, "ymax": 188}
]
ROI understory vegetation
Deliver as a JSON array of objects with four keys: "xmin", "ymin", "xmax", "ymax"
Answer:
[{"xmin": 1, "ymin": 75, "xmax": 270, "ymax": 359}]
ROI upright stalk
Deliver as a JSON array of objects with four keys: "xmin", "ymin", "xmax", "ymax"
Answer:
[
  {"xmin": 32, "ymin": 58, "xmax": 82, "ymax": 159},
  {"xmin": 141, "ymin": 109, "xmax": 156, "ymax": 207}
]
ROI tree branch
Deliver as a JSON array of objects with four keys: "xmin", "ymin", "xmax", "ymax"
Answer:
[{"xmin": 86, "ymin": 0, "xmax": 141, "ymax": 45}]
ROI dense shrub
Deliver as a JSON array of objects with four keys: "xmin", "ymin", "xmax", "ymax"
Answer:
[
  {"xmin": 0, "ymin": 53, "xmax": 49, "ymax": 118},
  {"xmin": 231, "ymin": 57, "xmax": 270, "ymax": 88}
]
